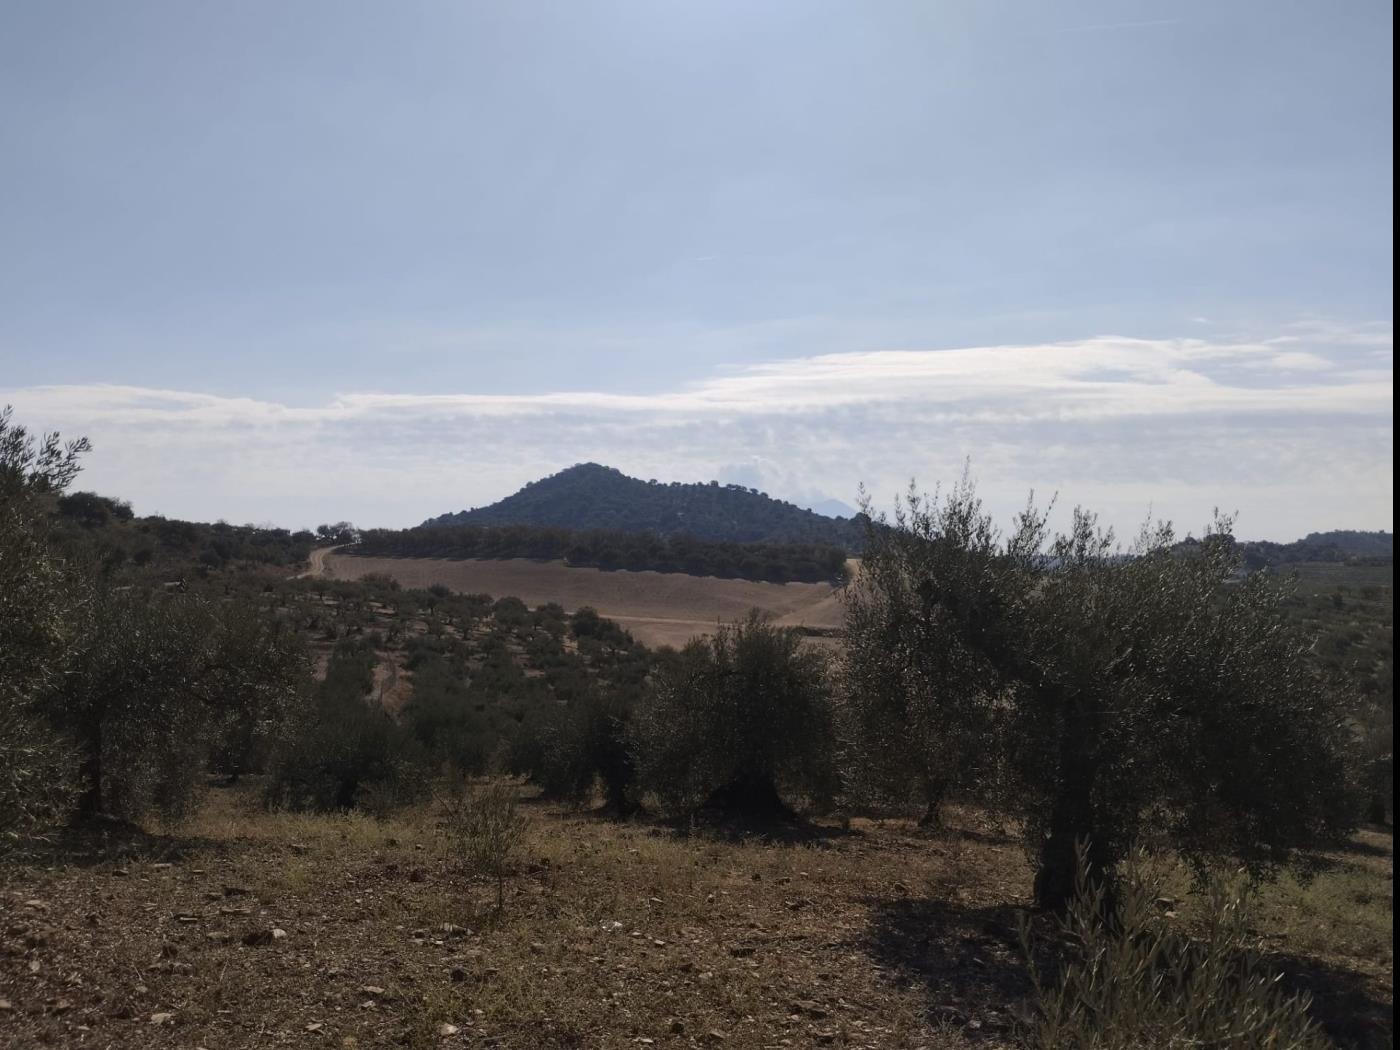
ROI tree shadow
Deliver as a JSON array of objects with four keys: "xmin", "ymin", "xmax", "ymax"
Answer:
[
  {"xmin": 859, "ymin": 896, "xmax": 1393, "ymax": 1048},
  {"xmin": 14, "ymin": 818, "xmax": 222, "ymax": 870},
  {"xmin": 650, "ymin": 811, "xmax": 865, "ymax": 847},
  {"xmin": 1274, "ymin": 950, "xmax": 1394, "ymax": 1050},
  {"xmin": 858, "ymin": 894, "xmax": 1034, "ymax": 1037},
  {"xmin": 1330, "ymin": 832, "xmax": 1393, "ymax": 861}
]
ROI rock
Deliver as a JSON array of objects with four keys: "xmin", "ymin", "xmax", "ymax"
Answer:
[
  {"xmin": 271, "ymin": 928, "xmax": 288, "ymax": 940},
  {"xmin": 306, "ymin": 1022, "xmax": 324, "ymax": 1032},
  {"xmin": 438, "ymin": 1023, "xmax": 459, "ymax": 1036},
  {"xmin": 150, "ymin": 1012, "xmax": 175, "ymax": 1024},
  {"xmin": 0, "ymin": 999, "xmax": 12, "ymax": 1012},
  {"xmin": 360, "ymin": 986, "xmax": 387, "ymax": 997},
  {"xmin": 23, "ymin": 899, "xmax": 46, "ymax": 910}
]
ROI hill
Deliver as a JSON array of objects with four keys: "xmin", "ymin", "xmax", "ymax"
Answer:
[
  {"xmin": 425, "ymin": 463, "xmax": 865, "ymax": 546},
  {"xmin": 1235, "ymin": 529, "xmax": 1393, "ymax": 569}
]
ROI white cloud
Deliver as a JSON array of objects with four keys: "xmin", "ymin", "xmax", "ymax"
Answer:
[{"xmin": 2, "ymin": 327, "xmax": 1392, "ymax": 541}]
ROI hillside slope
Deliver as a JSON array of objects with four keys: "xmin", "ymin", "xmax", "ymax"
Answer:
[
  {"xmin": 321, "ymin": 551, "xmax": 847, "ymax": 650},
  {"xmin": 426, "ymin": 463, "xmax": 865, "ymax": 546}
]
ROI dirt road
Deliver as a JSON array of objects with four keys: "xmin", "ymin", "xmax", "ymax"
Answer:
[{"xmin": 295, "ymin": 545, "xmax": 343, "ymax": 578}]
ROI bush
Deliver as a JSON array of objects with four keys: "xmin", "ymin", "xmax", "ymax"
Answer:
[
  {"xmin": 1018, "ymin": 845, "xmax": 1333, "ymax": 1049},
  {"xmin": 631, "ymin": 610, "xmax": 834, "ymax": 818},
  {"xmin": 437, "ymin": 780, "xmax": 527, "ymax": 912}
]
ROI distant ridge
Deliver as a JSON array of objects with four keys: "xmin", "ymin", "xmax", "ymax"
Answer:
[
  {"xmin": 425, "ymin": 463, "xmax": 865, "ymax": 547},
  {"xmin": 1234, "ymin": 529, "xmax": 1393, "ymax": 568}
]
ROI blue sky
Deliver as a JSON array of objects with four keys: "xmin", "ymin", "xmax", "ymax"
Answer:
[{"xmin": 1, "ymin": 0, "xmax": 1392, "ymax": 538}]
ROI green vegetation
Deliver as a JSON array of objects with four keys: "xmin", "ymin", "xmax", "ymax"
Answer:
[
  {"xmin": 354, "ymin": 520, "xmax": 850, "ymax": 583},
  {"xmin": 843, "ymin": 479, "xmax": 1361, "ymax": 910},
  {"xmin": 632, "ymin": 611, "xmax": 836, "ymax": 817},
  {"xmin": 425, "ymin": 461, "xmax": 866, "ymax": 546},
  {"xmin": 1019, "ymin": 846, "xmax": 1331, "ymax": 1049},
  {"xmin": 1, "ymin": 406, "xmax": 1392, "ymax": 1047},
  {"xmin": 50, "ymin": 489, "xmax": 315, "ymax": 575},
  {"xmin": 1234, "ymin": 530, "xmax": 1392, "ymax": 568}
]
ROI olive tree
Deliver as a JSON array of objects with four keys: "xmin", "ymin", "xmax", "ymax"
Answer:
[
  {"xmin": 0, "ymin": 406, "xmax": 89, "ymax": 845},
  {"xmin": 840, "ymin": 474, "xmax": 1010, "ymax": 826},
  {"xmin": 632, "ymin": 610, "xmax": 835, "ymax": 817},
  {"xmin": 844, "ymin": 479, "xmax": 1360, "ymax": 910},
  {"xmin": 53, "ymin": 585, "xmax": 310, "ymax": 823}
]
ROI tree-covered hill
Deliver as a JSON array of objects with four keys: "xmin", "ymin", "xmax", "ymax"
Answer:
[
  {"xmin": 1234, "ymin": 530, "xmax": 1393, "ymax": 569},
  {"xmin": 425, "ymin": 463, "xmax": 866, "ymax": 547}
]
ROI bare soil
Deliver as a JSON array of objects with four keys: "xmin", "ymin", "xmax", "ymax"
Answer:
[
  {"xmin": 1, "ymin": 789, "xmax": 1390, "ymax": 1050},
  {"xmin": 320, "ymin": 554, "xmax": 847, "ymax": 650}
]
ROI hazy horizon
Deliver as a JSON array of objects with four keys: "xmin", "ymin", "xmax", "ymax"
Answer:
[{"xmin": 2, "ymin": 1, "xmax": 1392, "ymax": 541}]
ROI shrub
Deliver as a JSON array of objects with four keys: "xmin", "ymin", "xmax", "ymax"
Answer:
[
  {"xmin": 1018, "ymin": 845, "xmax": 1333, "ymax": 1049},
  {"xmin": 437, "ymin": 780, "xmax": 527, "ymax": 912}
]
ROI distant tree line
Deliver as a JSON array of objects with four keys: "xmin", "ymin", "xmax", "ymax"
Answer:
[
  {"xmin": 1219, "ymin": 530, "xmax": 1394, "ymax": 569},
  {"xmin": 49, "ymin": 490, "xmax": 316, "ymax": 575},
  {"xmin": 352, "ymin": 523, "xmax": 850, "ymax": 583}
]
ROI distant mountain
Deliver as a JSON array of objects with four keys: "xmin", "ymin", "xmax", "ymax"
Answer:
[
  {"xmin": 1233, "ymin": 529, "xmax": 1393, "ymax": 569},
  {"xmin": 426, "ymin": 463, "xmax": 865, "ymax": 547},
  {"xmin": 1299, "ymin": 530, "xmax": 1393, "ymax": 558}
]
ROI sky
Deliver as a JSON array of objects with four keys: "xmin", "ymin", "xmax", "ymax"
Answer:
[{"xmin": 0, "ymin": 0, "xmax": 1392, "ymax": 540}]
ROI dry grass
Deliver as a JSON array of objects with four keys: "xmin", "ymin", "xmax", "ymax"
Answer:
[
  {"xmin": 0, "ymin": 787, "xmax": 1391, "ymax": 1049},
  {"xmin": 321, "ymin": 554, "xmax": 846, "ymax": 650}
]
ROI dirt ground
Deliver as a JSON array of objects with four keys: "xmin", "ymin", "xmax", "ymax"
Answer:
[
  {"xmin": 1, "ymin": 787, "xmax": 1391, "ymax": 1050},
  {"xmin": 319, "ymin": 554, "xmax": 848, "ymax": 650}
]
